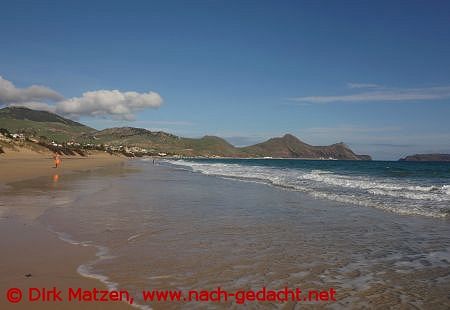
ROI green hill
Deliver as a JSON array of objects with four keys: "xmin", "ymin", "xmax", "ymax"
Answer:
[
  {"xmin": 0, "ymin": 107, "xmax": 95, "ymax": 142},
  {"xmin": 0, "ymin": 107, "xmax": 371, "ymax": 159},
  {"xmin": 81, "ymin": 127, "xmax": 238, "ymax": 156}
]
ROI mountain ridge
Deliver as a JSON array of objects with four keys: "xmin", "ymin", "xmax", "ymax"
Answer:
[
  {"xmin": 399, "ymin": 154, "xmax": 450, "ymax": 162},
  {"xmin": 240, "ymin": 133, "xmax": 366, "ymax": 160},
  {"xmin": 0, "ymin": 107, "xmax": 371, "ymax": 159},
  {"xmin": 0, "ymin": 107, "xmax": 95, "ymax": 141},
  {"xmin": 0, "ymin": 106, "xmax": 89, "ymax": 127}
]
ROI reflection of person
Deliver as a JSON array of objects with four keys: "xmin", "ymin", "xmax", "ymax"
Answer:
[{"xmin": 53, "ymin": 153, "xmax": 61, "ymax": 168}]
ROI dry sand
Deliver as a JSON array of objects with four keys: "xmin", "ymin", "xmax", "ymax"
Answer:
[
  {"xmin": 0, "ymin": 147, "xmax": 131, "ymax": 309},
  {"xmin": 0, "ymin": 146, "xmax": 124, "ymax": 183}
]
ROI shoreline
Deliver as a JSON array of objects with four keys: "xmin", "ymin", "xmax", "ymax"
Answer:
[
  {"xmin": 0, "ymin": 216, "xmax": 131, "ymax": 309},
  {"xmin": 2, "ymin": 151, "xmax": 449, "ymax": 308},
  {"xmin": 47, "ymin": 160, "xmax": 449, "ymax": 308},
  {"xmin": 0, "ymin": 149, "xmax": 131, "ymax": 309}
]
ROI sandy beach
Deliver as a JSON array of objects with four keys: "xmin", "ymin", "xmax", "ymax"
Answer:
[
  {"xmin": 2, "ymin": 158, "xmax": 445, "ymax": 309},
  {"xmin": 2, "ymin": 1, "xmax": 449, "ymax": 308},
  {"xmin": 0, "ymin": 147, "xmax": 125, "ymax": 184},
  {"xmin": 1, "ymin": 149, "xmax": 450, "ymax": 309},
  {"xmin": 0, "ymin": 148, "xmax": 131, "ymax": 309}
]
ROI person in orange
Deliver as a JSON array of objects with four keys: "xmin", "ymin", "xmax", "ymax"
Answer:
[{"xmin": 54, "ymin": 153, "xmax": 62, "ymax": 168}]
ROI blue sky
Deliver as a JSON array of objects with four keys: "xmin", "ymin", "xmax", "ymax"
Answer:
[{"xmin": 0, "ymin": 1, "xmax": 449, "ymax": 160}]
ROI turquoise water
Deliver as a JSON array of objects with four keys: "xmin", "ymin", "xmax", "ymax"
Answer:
[{"xmin": 166, "ymin": 159, "xmax": 450, "ymax": 218}]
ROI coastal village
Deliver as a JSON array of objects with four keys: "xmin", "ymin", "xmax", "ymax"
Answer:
[
  {"xmin": 0, "ymin": 107, "xmax": 372, "ymax": 160},
  {"xmin": 0, "ymin": 128, "xmax": 174, "ymax": 158}
]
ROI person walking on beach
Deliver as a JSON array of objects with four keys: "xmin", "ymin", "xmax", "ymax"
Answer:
[{"xmin": 53, "ymin": 153, "xmax": 61, "ymax": 168}]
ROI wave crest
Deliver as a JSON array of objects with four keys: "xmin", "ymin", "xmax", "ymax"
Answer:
[{"xmin": 164, "ymin": 160, "xmax": 450, "ymax": 218}]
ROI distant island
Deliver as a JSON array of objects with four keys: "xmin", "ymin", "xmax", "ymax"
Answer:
[
  {"xmin": 399, "ymin": 154, "xmax": 450, "ymax": 162},
  {"xmin": 0, "ymin": 107, "xmax": 371, "ymax": 160}
]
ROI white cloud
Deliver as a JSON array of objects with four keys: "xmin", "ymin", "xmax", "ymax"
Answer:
[
  {"xmin": 289, "ymin": 85, "xmax": 450, "ymax": 103},
  {"xmin": 0, "ymin": 75, "xmax": 163, "ymax": 120},
  {"xmin": 347, "ymin": 82, "xmax": 381, "ymax": 89},
  {"xmin": 0, "ymin": 76, "xmax": 63, "ymax": 104},
  {"xmin": 55, "ymin": 90, "xmax": 163, "ymax": 120}
]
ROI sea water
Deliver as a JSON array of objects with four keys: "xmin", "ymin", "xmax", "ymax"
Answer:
[
  {"xmin": 1, "ymin": 159, "xmax": 449, "ymax": 309},
  {"xmin": 165, "ymin": 158, "xmax": 450, "ymax": 218}
]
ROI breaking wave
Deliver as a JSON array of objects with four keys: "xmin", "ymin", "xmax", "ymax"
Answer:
[{"xmin": 164, "ymin": 160, "xmax": 450, "ymax": 218}]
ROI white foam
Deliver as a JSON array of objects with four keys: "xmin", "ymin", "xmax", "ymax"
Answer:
[
  {"xmin": 443, "ymin": 185, "xmax": 450, "ymax": 195},
  {"xmin": 165, "ymin": 160, "xmax": 450, "ymax": 218},
  {"xmin": 50, "ymin": 228, "xmax": 152, "ymax": 310},
  {"xmin": 127, "ymin": 233, "xmax": 143, "ymax": 242}
]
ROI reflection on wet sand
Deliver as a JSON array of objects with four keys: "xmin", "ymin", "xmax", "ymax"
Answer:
[{"xmin": 1, "ymin": 161, "xmax": 449, "ymax": 309}]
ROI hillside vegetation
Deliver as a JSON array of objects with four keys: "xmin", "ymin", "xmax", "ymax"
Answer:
[
  {"xmin": 0, "ymin": 107, "xmax": 371, "ymax": 159},
  {"xmin": 0, "ymin": 107, "xmax": 95, "ymax": 142}
]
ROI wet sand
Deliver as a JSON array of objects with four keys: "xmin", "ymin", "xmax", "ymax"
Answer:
[
  {"xmin": 0, "ymin": 149, "xmax": 130, "ymax": 309},
  {"xmin": 1, "ymin": 156, "xmax": 450, "ymax": 309},
  {"xmin": 0, "ymin": 217, "xmax": 131, "ymax": 309},
  {"xmin": 11, "ymin": 160, "xmax": 448, "ymax": 309}
]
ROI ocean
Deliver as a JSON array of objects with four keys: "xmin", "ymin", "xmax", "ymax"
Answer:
[
  {"xmin": 2, "ymin": 159, "xmax": 449, "ymax": 309},
  {"xmin": 166, "ymin": 158, "xmax": 450, "ymax": 218}
]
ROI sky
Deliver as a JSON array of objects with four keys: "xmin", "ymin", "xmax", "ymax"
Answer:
[{"xmin": 0, "ymin": 0, "xmax": 449, "ymax": 160}]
